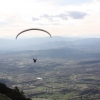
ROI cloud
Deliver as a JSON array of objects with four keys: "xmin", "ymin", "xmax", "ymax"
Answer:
[
  {"xmin": 0, "ymin": 22, "xmax": 7, "ymax": 26},
  {"xmin": 56, "ymin": 13, "xmax": 68, "ymax": 20},
  {"xmin": 41, "ymin": 14, "xmax": 53, "ymax": 20},
  {"xmin": 41, "ymin": 13, "xmax": 68, "ymax": 21},
  {"xmin": 0, "ymin": 0, "xmax": 100, "ymax": 38},
  {"xmin": 41, "ymin": 11, "xmax": 87, "ymax": 21},
  {"xmin": 68, "ymin": 11, "xmax": 88, "ymax": 19},
  {"xmin": 54, "ymin": 0, "xmax": 92, "ymax": 6},
  {"xmin": 32, "ymin": 17, "xmax": 40, "ymax": 21}
]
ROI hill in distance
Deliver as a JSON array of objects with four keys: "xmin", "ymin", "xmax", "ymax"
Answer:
[{"xmin": 0, "ymin": 36, "xmax": 100, "ymax": 51}]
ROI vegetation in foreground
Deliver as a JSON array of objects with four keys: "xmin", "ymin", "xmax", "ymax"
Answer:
[{"xmin": 0, "ymin": 82, "xmax": 31, "ymax": 100}]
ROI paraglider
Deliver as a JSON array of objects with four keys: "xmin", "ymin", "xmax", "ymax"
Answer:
[
  {"xmin": 33, "ymin": 58, "xmax": 37, "ymax": 63},
  {"xmin": 16, "ymin": 28, "xmax": 52, "ymax": 39},
  {"xmin": 16, "ymin": 28, "xmax": 52, "ymax": 63}
]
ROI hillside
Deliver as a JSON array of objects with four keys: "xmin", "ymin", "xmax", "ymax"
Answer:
[
  {"xmin": 0, "ymin": 82, "xmax": 31, "ymax": 100},
  {"xmin": 0, "ymin": 93, "xmax": 12, "ymax": 100},
  {"xmin": 0, "ymin": 37, "xmax": 100, "ymax": 51}
]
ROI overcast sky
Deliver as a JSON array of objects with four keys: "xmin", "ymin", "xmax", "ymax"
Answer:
[{"xmin": 0, "ymin": 0, "xmax": 100, "ymax": 39}]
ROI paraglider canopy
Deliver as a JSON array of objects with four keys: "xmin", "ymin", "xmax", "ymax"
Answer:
[
  {"xmin": 15, "ymin": 28, "xmax": 52, "ymax": 63},
  {"xmin": 16, "ymin": 28, "xmax": 52, "ymax": 39}
]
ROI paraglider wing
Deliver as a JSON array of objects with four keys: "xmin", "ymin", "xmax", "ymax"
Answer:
[{"xmin": 16, "ymin": 28, "xmax": 52, "ymax": 39}]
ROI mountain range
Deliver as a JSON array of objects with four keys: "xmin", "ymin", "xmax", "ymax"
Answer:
[{"xmin": 1, "ymin": 36, "xmax": 100, "ymax": 59}]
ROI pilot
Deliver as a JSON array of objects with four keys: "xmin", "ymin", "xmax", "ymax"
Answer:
[{"xmin": 33, "ymin": 59, "xmax": 37, "ymax": 63}]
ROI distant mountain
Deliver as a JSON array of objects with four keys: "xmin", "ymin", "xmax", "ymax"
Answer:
[
  {"xmin": 36, "ymin": 46, "xmax": 100, "ymax": 59},
  {"xmin": 7, "ymin": 45, "xmax": 100, "ymax": 60},
  {"xmin": 0, "ymin": 37, "xmax": 100, "ymax": 53}
]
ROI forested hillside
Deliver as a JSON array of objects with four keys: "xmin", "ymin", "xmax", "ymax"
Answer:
[{"xmin": 0, "ymin": 82, "xmax": 31, "ymax": 100}]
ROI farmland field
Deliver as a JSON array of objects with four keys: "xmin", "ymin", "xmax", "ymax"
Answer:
[{"xmin": 0, "ymin": 51, "xmax": 100, "ymax": 100}]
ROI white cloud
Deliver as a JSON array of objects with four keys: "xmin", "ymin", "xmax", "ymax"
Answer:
[
  {"xmin": 0, "ymin": 0, "xmax": 100, "ymax": 38},
  {"xmin": 68, "ymin": 11, "xmax": 87, "ymax": 19}
]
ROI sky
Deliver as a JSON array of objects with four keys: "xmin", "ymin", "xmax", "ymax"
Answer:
[{"xmin": 0, "ymin": 0, "xmax": 100, "ymax": 39}]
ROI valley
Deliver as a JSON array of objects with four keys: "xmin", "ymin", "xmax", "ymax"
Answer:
[{"xmin": 0, "ymin": 37, "xmax": 100, "ymax": 100}]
